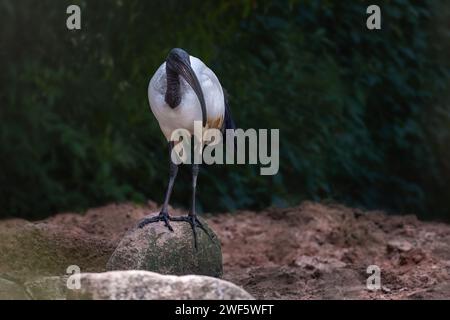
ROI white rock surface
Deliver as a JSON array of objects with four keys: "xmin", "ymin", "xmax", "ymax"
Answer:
[{"xmin": 68, "ymin": 270, "xmax": 254, "ymax": 300}]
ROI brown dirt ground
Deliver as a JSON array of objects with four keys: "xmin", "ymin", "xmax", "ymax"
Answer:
[
  {"xmin": 1, "ymin": 201, "xmax": 449, "ymax": 299},
  {"xmin": 208, "ymin": 202, "xmax": 450, "ymax": 299}
]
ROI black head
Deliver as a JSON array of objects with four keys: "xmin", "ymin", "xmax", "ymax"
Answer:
[{"xmin": 166, "ymin": 48, "xmax": 190, "ymax": 67}]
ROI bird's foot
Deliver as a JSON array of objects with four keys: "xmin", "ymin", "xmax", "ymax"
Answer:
[
  {"xmin": 171, "ymin": 214, "xmax": 213, "ymax": 249},
  {"xmin": 138, "ymin": 211, "xmax": 174, "ymax": 232}
]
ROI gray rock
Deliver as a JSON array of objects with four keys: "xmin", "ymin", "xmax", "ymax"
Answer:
[
  {"xmin": 107, "ymin": 214, "xmax": 222, "ymax": 278},
  {"xmin": 67, "ymin": 271, "xmax": 253, "ymax": 300},
  {"xmin": 0, "ymin": 222, "xmax": 115, "ymax": 281},
  {"xmin": 0, "ymin": 277, "xmax": 29, "ymax": 300},
  {"xmin": 0, "ymin": 204, "xmax": 149, "ymax": 282}
]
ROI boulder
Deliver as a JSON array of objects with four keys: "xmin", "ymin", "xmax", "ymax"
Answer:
[
  {"xmin": 0, "ymin": 222, "xmax": 114, "ymax": 281},
  {"xmin": 24, "ymin": 276, "xmax": 68, "ymax": 300},
  {"xmin": 0, "ymin": 203, "xmax": 146, "ymax": 281},
  {"xmin": 107, "ymin": 214, "xmax": 222, "ymax": 278},
  {"xmin": 68, "ymin": 270, "xmax": 253, "ymax": 300},
  {"xmin": 0, "ymin": 277, "xmax": 29, "ymax": 300}
]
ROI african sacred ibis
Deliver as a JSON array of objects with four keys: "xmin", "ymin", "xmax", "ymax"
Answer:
[{"xmin": 138, "ymin": 48, "xmax": 235, "ymax": 247}]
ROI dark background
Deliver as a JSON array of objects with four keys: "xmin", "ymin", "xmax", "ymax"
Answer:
[{"xmin": 1, "ymin": 0, "xmax": 449, "ymax": 221}]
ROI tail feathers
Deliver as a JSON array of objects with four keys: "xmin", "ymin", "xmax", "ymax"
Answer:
[
  {"xmin": 222, "ymin": 89, "xmax": 237, "ymax": 153},
  {"xmin": 224, "ymin": 104, "xmax": 236, "ymax": 131},
  {"xmin": 222, "ymin": 89, "xmax": 236, "ymax": 131}
]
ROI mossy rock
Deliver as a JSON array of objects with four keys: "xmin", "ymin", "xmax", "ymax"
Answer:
[
  {"xmin": 0, "ymin": 222, "xmax": 113, "ymax": 281},
  {"xmin": 0, "ymin": 277, "xmax": 29, "ymax": 300},
  {"xmin": 106, "ymin": 214, "xmax": 223, "ymax": 278}
]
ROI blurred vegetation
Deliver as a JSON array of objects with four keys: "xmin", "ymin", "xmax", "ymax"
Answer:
[{"xmin": 1, "ymin": 0, "xmax": 449, "ymax": 220}]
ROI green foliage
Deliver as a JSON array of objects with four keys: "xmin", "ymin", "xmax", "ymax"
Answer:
[{"xmin": 0, "ymin": 0, "xmax": 449, "ymax": 220}]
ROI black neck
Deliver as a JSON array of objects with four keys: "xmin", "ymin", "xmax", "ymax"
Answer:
[{"xmin": 165, "ymin": 66, "xmax": 181, "ymax": 108}]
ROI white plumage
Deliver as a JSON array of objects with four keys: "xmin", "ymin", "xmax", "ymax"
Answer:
[{"xmin": 148, "ymin": 56, "xmax": 225, "ymax": 140}]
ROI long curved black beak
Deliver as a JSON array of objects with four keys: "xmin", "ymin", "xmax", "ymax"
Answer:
[{"xmin": 166, "ymin": 54, "xmax": 207, "ymax": 127}]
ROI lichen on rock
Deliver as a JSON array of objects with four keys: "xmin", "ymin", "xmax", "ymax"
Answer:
[{"xmin": 107, "ymin": 214, "xmax": 223, "ymax": 278}]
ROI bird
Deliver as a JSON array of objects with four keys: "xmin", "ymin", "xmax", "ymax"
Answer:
[{"xmin": 138, "ymin": 48, "xmax": 236, "ymax": 248}]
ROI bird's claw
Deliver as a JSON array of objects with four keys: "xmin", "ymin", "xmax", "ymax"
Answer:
[
  {"xmin": 138, "ymin": 211, "xmax": 174, "ymax": 231},
  {"xmin": 138, "ymin": 212, "xmax": 213, "ymax": 250},
  {"xmin": 171, "ymin": 214, "xmax": 213, "ymax": 250}
]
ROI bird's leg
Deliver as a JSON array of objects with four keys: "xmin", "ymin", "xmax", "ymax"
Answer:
[
  {"xmin": 138, "ymin": 142, "xmax": 178, "ymax": 231},
  {"xmin": 171, "ymin": 163, "xmax": 212, "ymax": 249}
]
